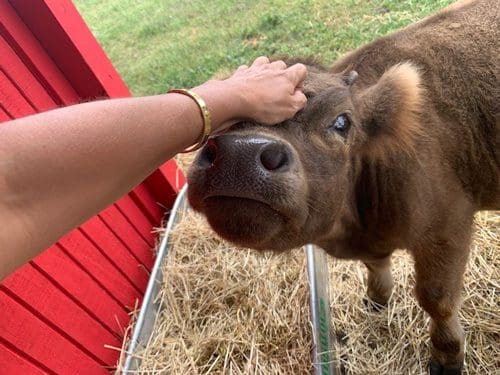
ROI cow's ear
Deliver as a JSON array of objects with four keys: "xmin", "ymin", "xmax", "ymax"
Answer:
[{"xmin": 356, "ymin": 62, "xmax": 424, "ymax": 156}]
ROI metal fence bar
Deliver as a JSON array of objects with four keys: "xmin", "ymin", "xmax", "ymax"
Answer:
[
  {"xmin": 306, "ymin": 244, "xmax": 336, "ymax": 375},
  {"xmin": 122, "ymin": 184, "xmax": 188, "ymax": 373}
]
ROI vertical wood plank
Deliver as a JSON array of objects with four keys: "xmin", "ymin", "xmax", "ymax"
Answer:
[
  {"xmin": 144, "ymin": 161, "xmax": 186, "ymax": 209},
  {"xmin": 31, "ymin": 246, "xmax": 131, "ymax": 336},
  {"xmin": 0, "ymin": 68, "xmax": 35, "ymax": 117},
  {"xmin": 98, "ymin": 207, "xmax": 155, "ymax": 271},
  {"xmin": 129, "ymin": 185, "xmax": 164, "ymax": 225},
  {"xmin": 0, "ymin": 105, "xmax": 12, "ymax": 121},
  {"xmin": 9, "ymin": 0, "xmax": 130, "ymax": 100},
  {"xmin": 57, "ymin": 231, "xmax": 142, "ymax": 310},
  {"xmin": 0, "ymin": 35, "xmax": 56, "ymax": 111},
  {"xmin": 0, "ymin": 0, "xmax": 80, "ymax": 105},
  {"xmin": 80, "ymin": 217, "xmax": 150, "ymax": 293},
  {"xmin": 3, "ymin": 265, "xmax": 122, "ymax": 364},
  {"xmin": 0, "ymin": 291, "xmax": 109, "ymax": 374},
  {"xmin": 114, "ymin": 197, "xmax": 156, "ymax": 248},
  {"xmin": 0, "ymin": 341, "xmax": 50, "ymax": 375}
]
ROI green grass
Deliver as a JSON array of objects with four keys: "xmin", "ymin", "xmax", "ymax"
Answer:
[{"xmin": 73, "ymin": 0, "xmax": 454, "ymax": 96}]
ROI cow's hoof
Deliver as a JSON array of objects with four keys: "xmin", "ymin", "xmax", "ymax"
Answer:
[
  {"xmin": 362, "ymin": 297, "xmax": 387, "ymax": 312},
  {"xmin": 429, "ymin": 360, "xmax": 462, "ymax": 375}
]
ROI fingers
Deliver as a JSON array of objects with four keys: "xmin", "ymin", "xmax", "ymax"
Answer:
[
  {"xmin": 251, "ymin": 56, "xmax": 270, "ymax": 67},
  {"xmin": 284, "ymin": 63, "xmax": 307, "ymax": 87},
  {"xmin": 269, "ymin": 60, "xmax": 287, "ymax": 70},
  {"xmin": 225, "ymin": 57, "xmax": 308, "ymax": 125},
  {"xmin": 233, "ymin": 65, "xmax": 248, "ymax": 74},
  {"xmin": 250, "ymin": 57, "xmax": 287, "ymax": 70}
]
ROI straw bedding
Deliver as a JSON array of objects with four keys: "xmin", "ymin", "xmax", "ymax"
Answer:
[{"xmin": 116, "ymin": 193, "xmax": 498, "ymax": 374}]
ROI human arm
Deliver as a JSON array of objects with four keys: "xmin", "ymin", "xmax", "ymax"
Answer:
[{"xmin": 0, "ymin": 57, "xmax": 307, "ymax": 280}]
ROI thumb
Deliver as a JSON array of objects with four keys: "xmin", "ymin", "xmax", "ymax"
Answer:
[{"xmin": 291, "ymin": 89, "xmax": 307, "ymax": 111}]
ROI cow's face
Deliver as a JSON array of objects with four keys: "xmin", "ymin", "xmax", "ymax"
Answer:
[{"xmin": 187, "ymin": 62, "xmax": 422, "ymax": 251}]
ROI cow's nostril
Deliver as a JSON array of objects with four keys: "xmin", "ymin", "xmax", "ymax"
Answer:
[
  {"xmin": 198, "ymin": 139, "xmax": 217, "ymax": 168},
  {"xmin": 260, "ymin": 144, "xmax": 289, "ymax": 171}
]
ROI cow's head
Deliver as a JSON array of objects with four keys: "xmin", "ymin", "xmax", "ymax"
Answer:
[{"xmin": 187, "ymin": 61, "xmax": 423, "ymax": 251}]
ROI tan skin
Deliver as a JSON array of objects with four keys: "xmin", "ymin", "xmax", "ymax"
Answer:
[{"xmin": 0, "ymin": 56, "xmax": 307, "ymax": 281}]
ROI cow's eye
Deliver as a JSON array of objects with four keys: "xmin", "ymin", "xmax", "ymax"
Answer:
[{"xmin": 330, "ymin": 114, "xmax": 351, "ymax": 134}]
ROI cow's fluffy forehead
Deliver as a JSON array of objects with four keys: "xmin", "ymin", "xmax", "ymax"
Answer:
[
  {"xmin": 303, "ymin": 68, "xmax": 347, "ymax": 96},
  {"xmin": 298, "ymin": 71, "xmax": 352, "ymax": 125}
]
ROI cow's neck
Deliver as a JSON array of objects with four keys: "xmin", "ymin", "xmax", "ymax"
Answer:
[{"xmin": 321, "ymin": 154, "xmax": 413, "ymax": 259}]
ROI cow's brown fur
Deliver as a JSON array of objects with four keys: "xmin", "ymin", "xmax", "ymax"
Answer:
[{"xmin": 187, "ymin": 1, "xmax": 499, "ymax": 373}]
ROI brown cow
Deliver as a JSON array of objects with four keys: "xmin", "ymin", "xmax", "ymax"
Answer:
[{"xmin": 187, "ymin": 1, "xmax": 499, "ymax": 373}]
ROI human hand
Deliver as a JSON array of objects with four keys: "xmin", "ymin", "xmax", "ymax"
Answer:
[
  {"xmin": 192, "ymin": 56, "xmax": 307, "ymax": 132},
  {"xmin": 225, "ymin": 56, "xmax": 308, "ymax": 125}
]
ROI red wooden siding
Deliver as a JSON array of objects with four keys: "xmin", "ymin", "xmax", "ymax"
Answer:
[
  {"xmin": 0, "ymin": 0, "xmax": 185, "ymax": 373},
  {"xmin": 0, "ymin": 38, "xmax": 54, "ymax": 112}
]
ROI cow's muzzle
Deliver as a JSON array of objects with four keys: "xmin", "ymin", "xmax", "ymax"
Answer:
[
  {"xmin": 197, "ymin": 134, "xmax": 293, "ymax": 174},
  {"xmin": 189, "ymin": 132, "xmax": 298, "ymax": 212}
]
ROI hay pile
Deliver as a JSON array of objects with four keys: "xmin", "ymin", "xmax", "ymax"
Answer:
[
  {"xmin": 122, "ymin": 210, "xmax": 312, "ymax": 374},
  {"xmin": 117, "ymin": 204, "xmax": 498, "ymax": 374}
]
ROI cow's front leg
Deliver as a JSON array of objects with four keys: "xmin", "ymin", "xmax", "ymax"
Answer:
[
  {"xmin": 413, "ymin": 243, "xmax": 469, "ymax": 375},
  {"xmin": 363, "ymin": 255, "xmax": 393, "ymax": 308}
]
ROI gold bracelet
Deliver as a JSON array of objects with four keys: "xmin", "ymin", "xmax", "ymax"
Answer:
[{"xmin": 167, "ymin": 89, "xmax": 212, "ymax": 153}]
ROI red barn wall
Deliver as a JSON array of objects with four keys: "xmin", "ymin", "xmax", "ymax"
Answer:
[{"xmin": 0, "ymin": 0, "xmax": 185, "ymax": 373}]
